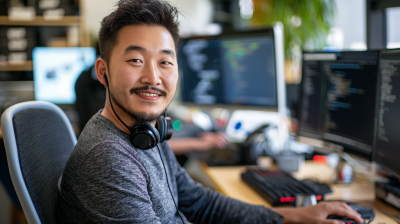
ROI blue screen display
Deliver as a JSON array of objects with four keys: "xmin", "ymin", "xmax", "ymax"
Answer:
[{"xmin": 33, "ymin": 47, "xmax": 96, "ymax": 104}]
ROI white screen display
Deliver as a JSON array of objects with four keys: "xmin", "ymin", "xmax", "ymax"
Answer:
[{"xmin": 33, "ymin": 47, "xmax": 96, "ymax": 104}]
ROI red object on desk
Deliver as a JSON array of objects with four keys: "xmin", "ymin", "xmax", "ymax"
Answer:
[{"xmin": 313, "ymin": 155, "xmax": 328, "ymax": 164}]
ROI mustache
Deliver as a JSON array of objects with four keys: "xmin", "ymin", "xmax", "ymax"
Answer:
[{"xmin": 130, "ymin": 86, "xmax": 167, "ymax": 96}]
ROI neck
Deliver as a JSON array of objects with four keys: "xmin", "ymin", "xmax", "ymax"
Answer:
[{"xmin": 101, "ymin": 93, "xmax": 133, "ymax": 134}]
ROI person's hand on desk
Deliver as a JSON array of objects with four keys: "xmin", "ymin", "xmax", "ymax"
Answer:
[
  {"xmin": 199, "ymin": 132, "xmax": 228, "ymax": 149},
  {"xmin": 272, "ymin": 202, "xmax": 364, "ymax": 224},
  {"xmin": 168, "ymin": 132, "xmax": 228, "ymax": 154}
]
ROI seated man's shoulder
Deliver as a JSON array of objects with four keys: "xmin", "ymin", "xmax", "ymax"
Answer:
[
  {"xmin": 65, "ymin": 114, "xmax": 146, "ymax": 179},
  {"xmin": 56, "ymin": 130, "xmax": 150, "ymax": 224},
  {"xmin": 72, "ymin": 113, "xmax": 139, "ymax": 161},
  {"xmin": 68, "ymin": 135, "xmax": 143, "ymax": 174}
]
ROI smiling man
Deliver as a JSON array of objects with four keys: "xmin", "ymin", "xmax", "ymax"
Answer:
[
  {"xmin": 99, "ymin": 24, "xmax": 177, "ymax": 131},
  {"xmin": 55, "ymin": 0, "xmax": 364, "ymax": 223}
]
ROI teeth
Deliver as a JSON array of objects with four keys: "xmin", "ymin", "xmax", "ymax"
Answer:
[{"xmin": 137, "ymin": 92, "xmax": 158, "ymax": 97}]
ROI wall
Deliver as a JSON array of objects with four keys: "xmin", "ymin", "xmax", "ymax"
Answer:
[{"xmin": 82, "ymin": 0, "xmax": 116, "ymax": 40}]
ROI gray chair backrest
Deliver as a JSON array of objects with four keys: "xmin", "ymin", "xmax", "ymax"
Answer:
[{"xmin": 1, "ymin": 101, "xmax": 77, "ymax": 224}]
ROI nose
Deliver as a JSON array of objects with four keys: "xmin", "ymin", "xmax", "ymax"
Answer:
[{"xmin": 140, "ymin": 61, "xmax": 161, "ymax": 86}]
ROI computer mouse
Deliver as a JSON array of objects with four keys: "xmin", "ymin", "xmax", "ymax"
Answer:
[
  {"xmin": 326, "ymin": 204, "xmax": 374, "ymax": 224},
  {"xmin": 327, "ymin": 220, "xmax": 364, "ymax": 224}
]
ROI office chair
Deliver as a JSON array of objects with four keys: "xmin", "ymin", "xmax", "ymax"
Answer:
[{"xmin": 1, "ymin": 101, "xmax": 77, "ymax": 224}]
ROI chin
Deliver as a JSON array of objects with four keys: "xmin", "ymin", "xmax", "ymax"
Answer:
[
  {"xmin": 134, "ymin": 105, "xmax": 164, "ymax": 115},
  {"xmin": 137, "ymin": 104, "xmax": 161, "ymax": 113}
]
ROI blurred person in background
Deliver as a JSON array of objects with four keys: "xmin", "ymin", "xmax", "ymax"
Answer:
[{"xmin": 169, "ymin": 131, "xmax": 228, "ymax": 154}]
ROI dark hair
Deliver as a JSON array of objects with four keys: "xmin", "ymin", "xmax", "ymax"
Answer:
[{"xmin": 98, "ymin": 0, "xmax": 180, "ymax": 64}]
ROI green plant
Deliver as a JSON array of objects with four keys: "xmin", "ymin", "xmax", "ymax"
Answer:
[{"xmin": 252, "ymin": 0, "xmax": 335, "ymax": 57}]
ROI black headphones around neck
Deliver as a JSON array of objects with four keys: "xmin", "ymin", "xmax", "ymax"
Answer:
[{"xmin": 104, "ymin": 73, "xmax": 173, "ymax": 150}]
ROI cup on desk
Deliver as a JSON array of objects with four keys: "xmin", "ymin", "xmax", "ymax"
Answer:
[{"xmin": 294, "ymin": 194, "xmax": 317, "ymax": 207}]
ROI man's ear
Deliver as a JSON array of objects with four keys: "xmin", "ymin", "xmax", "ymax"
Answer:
[{"xmin": 95, "ymin": 58, "xmax": 108, "ymax": 87}]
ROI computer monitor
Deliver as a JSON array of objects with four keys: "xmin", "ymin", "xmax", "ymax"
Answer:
[
  {"xmin": 178, "ymin": 24, "xmax": 286, "ymax": 116},
  {"xmin": 299, "ymin": 51, "xmax": 380, "ymax": 159},
  {"xmin": 32, "ymin": 47, "xmax": 96, "ymax": 104},
  {"xmin": 374, "ymin": 49, "xmax": 400, "ymax": 178}
]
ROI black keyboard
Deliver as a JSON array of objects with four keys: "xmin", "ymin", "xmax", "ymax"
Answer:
[{"xmin": 241, "ymin": 168, "xmax": 332, "ymax": 206}]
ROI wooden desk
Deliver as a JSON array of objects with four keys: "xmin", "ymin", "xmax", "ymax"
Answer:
[{"xmin": 199, "ymin": 161, "xmax": 399, "ymax": 224}]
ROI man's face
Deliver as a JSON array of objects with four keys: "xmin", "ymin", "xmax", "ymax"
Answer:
[{"xmin": 107, "ymin": 25, "xmax": 178, "ymax": 122}]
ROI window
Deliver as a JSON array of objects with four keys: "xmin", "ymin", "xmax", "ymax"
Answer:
[
  {"xmin": 326, "ymin": 0, "xmax": 366, "ymax": 50},
  {"xmin": 387, "ymin": 7, "xmax": 400, "ymax": 49}
]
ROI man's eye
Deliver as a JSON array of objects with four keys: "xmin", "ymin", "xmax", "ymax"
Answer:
[
  {"xmin": 130, "ymin": 59, "xmax": 142, "ymax": 63},
  {"xmin": 161, "ymin": 61, "xmax": 172, "ymax": 65}
]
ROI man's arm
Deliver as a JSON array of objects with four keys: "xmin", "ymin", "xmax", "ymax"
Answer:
[
  {"xmin": 159, "ymin": 142, "xmax": 283, "ymax": 223},
  {"xmin": 174, "ymin": 165, "xmax": 363, "ymax": 224},
  {"xmin": 174, "ymin": 164, "xmax": 283, "ymax": 223}
]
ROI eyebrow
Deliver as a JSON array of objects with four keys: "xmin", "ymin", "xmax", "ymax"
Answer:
[
  {"xmin": 123, "ymin": 45, "xmax": 175, "ymax": 58},
  {"xmin": 124, "ymin": 45, "xmax": 146, "ymax": 55},
  {"xmin": 161, "ymin": 49, "xmax": 176, "ymax": 58}
]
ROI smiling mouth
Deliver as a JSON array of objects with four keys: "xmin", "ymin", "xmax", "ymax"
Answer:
[
  {"xmin": 130, "ymin": 86, "xmax": 167, "ymax": 97},
  {"xmin": 136, "ymin": 92, "xmax": 160, "ymax": 97}
]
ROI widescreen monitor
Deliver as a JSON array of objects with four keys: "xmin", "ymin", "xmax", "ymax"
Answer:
[
  {"xmin": 374, "ymin": 49, "xmax": 400, "ymax": 178},
  {"xmin": 32, "ymin": 47, "xmax": 96, "ymax": 104},
  {"xmin": 178, "ymin": 24, "xmax": 286, "ymax": 116},
  {"xmin": 298, "ymin": 51, "xmax": 379, "ymax": 159}
]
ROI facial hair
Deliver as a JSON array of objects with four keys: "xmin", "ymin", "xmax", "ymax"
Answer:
[{"xmin": 108, "ymin": 83, "xmax": 165, "ymax": 123}]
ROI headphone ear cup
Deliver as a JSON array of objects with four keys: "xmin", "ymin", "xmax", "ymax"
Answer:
[
  {"xmin": 155, "ymin": 116, "xmax": 173, "ymax": 143},
  {"xmin": 155, "ymin": 116, "xmax": 166, "ymax": 143},
  {"xmin": 164, "ymin": 117, "xmax": 173, "ymax": 141},
  {"xmin": 130, "ymin": 123, "xmax": 160, "ymax": 150}
]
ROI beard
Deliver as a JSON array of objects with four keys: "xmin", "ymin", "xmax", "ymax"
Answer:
[{"xmin": 108, "ymin": 84, "xmax": 165, "ymax": 123}]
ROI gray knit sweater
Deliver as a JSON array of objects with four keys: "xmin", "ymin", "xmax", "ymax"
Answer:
[{"xmin": 55, "ymin": 111, "xmax": 283, "ymax": 223}]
